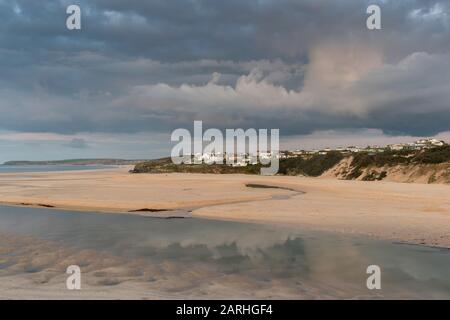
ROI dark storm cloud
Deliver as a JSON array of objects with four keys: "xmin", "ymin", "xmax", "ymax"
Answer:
[
  {"xmin": 4, "ymin": 0, "xmax": 450, "ymax": 61},
  {"xmin": 0, "ymin": 0, "xmax": 450, "ymax": 137}
]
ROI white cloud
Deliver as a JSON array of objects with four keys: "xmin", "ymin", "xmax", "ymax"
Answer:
[{"xmin": 108, "ymin": 48, "xmax": 450, "ymax": 129}]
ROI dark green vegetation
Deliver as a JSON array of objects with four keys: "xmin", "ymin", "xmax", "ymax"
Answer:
[
  {"xmin": 3, "ymin": 159, "xmax": 143, "ymax": 166},
  {"xmin": 132, "ymin": 146, "xmax": 450, "ymax": 179},
  {"xmin": 346, "ymin": 145, "xmax": 450, "ymax": 179},
  {"xmin": 278, "ymin": 151, "xmax": 344, "ymax": 177},
  {"xmin": 132, "ymin": 152, "xmax": 344, "ymax": 177},
  {"xmin": 132, "ymin": 158, "xmax": 263, "ymax": 174},
  {"xmin": 413, "ymin": 145, "xmax": 450, "ymax": 164}
]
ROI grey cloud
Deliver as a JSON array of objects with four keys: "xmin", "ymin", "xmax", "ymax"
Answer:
[
  {"xmin": 0, "ymin": 0, "xmax": 450, "ymax": 138},
  {"xmin": 65, "ymin": 138, "xmax": 89, "ymax": 149},
  {"xmin": 3, "ymin": 0, "xmax": 450, "ymax": 62}
]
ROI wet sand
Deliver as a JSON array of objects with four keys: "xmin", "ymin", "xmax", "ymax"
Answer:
[
  {"xmin": 1, "ymin": 217, "xmax": 449, "ymax": 300},
  {"xmin": 0, "ymin": 168, "xmax": 449, "ymax": 248}
]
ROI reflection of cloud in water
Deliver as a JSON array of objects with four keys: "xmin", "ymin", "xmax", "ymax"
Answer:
[
  {"xmin": 0, "ymin": 205, "xmax": 450, "ymax": 299},
  {"xmin": 0, "ymin": 233, "xmax": 315, "ymax": 298}
]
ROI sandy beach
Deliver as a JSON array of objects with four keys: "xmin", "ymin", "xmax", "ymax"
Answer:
[{"xmin": 0, "ymin": 167, "xmax": 449, "ymax": 248}]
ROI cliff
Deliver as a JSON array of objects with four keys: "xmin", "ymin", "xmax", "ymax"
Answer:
[
  {"xmin": 321, "ymin": 146, "xmax": 450, "ymax": 184},
  {"xmin": 132, "ymin": 146, "xmax": 450, "ymax": 184}
]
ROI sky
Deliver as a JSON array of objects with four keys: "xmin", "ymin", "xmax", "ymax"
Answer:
[{"xmin": 1, "ymin": 0, "xmax": 450, "ymax": 162}]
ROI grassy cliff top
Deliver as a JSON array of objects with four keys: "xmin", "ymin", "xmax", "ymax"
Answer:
[{"xmin": 131, "ymin": 146, "xmax": 450, "ymax": 177}]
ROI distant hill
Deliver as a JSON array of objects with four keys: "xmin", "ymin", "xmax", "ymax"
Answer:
[{"xmin": 3, "ymin": 159, "xmax": 145, "ymax": 166}]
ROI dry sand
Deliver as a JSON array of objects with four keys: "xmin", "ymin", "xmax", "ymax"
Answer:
[{"xmin": 0, "ymin": 168, "xmax": 449, "ymax": 248}]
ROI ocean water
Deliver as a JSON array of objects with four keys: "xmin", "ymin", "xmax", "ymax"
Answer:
[
  {"xmin": 0, "ymin": 165, "xmax": 114, "ymax": 173},
  {"xmin": 0, "ymin": 205, "xmax": 449, "ymax": 299}
]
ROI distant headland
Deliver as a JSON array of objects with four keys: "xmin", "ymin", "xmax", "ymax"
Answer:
[{"xmin": 3, "ymin": 159, "xmax": 144, "ymax": 166}]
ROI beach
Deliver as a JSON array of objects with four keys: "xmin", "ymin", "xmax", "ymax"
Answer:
[
  {"xmin": 1, "ymin": 204, "xmax": 449, "ymax": 300},
  {"xmin": 0, "ymin": 167, "xmax": 449, "ymax": 248}
]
